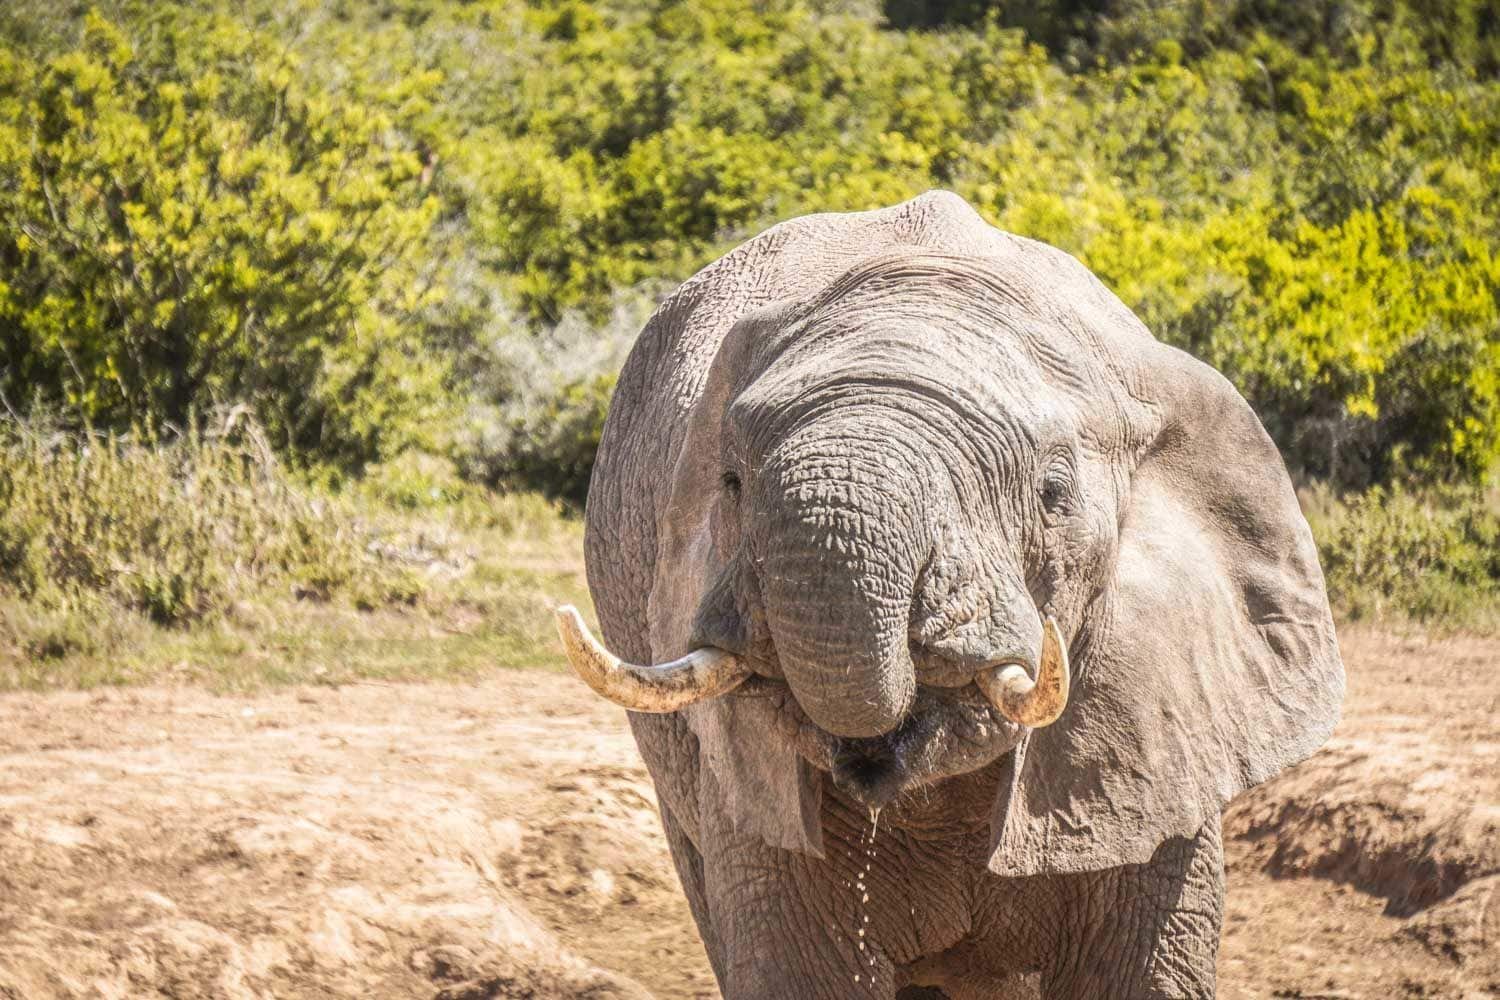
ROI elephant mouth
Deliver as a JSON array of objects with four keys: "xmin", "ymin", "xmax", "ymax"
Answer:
[
  {"xmin": 738, "ymin": 676, "xmax": 1026, "ymax": 811},
  {"xmin": 548, "ymin": 606, "xmax": 1037, "ymax": 810},
  {"xmin": 831, "ymin": 725, "xmax": 917, "ymax": 810}
]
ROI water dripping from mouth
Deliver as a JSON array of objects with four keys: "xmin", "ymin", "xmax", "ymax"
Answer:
[{"xmin": 851, "ymin": 808, "xmax": 882, "ymax": 986}]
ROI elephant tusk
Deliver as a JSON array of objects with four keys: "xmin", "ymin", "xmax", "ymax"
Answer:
[
  {"xmin": 553, "ymin": 605, "xmax": 751, "ymax": 712},
  {"xmin": 975, "ymin": 616, "xmax": 1071, "ymax": 728}
]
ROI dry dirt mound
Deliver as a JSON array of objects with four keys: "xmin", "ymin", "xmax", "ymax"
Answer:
[
  {"xmin": 0, "ymin": 626, "xmax": 1495, "ymax": 999},
  {"xmin": 1221, "ymin": 629, "xmax": 1499, "ymax": 1000}
]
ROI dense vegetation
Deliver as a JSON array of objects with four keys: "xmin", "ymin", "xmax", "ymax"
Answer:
[{"xmin": 1, "ymin": 0, "xmax": 1497, "ymax": 652}]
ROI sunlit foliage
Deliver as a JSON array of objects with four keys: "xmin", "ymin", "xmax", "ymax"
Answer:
[
  {"xmin": 1, "ymin": 0, "xmax": 1496, "ymax": 492},
  {"xmin": 0, "ymin": 5, "xmax": 449, "ymax": 466}
]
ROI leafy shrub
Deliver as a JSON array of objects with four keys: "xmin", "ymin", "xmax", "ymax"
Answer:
[
  {"xmin": 890, "ymin": 0, "xmax": 1500, "ymax": 76},
  {"xmin": 359, "ymin": 452, "xmax": 475, "ymax": 512},
  {"xmin": 0, "ymin": 7, "xmax": 451, "ymax": 468},
  {"xmin": 495, "ymin": 372, "xmax": 616, "ymax": 507},
  {"xmin": 962, "ymin": 43, "xmax": 1500, "ymax": 487},
  {"xmin": 3, "ymin": 0, "xmax": 1499, "ymax": 499},
  {"xmin": 458, "ymin": 297, "xmax": 645, "ymax": 505},
  {"xmin": 403, "ymin": 0, "xmax": 1500, "ymax": 490}
]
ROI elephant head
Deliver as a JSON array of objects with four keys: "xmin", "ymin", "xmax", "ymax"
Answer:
[{"xmin": 562, "ymin": 192, "xmax": 1343, "ymax": 877}]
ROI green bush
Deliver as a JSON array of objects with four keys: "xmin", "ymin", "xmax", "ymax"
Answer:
[
  {"xmin": 2, "ymin": 0, "xmax": 1498, "ymax": 499},
  {"xmin": 494, "ymin": 372, "xmax": 616, "ymax": 507},
  {"xmin": 359, "ymin": 451, "xmax": 476, "ymax": 512},
  {"xmin": 961, "ymin": 41, "xmax": 1500, "ymax": 487},
  {"xmin": 407, "ymin": 0, "xmax": 1500, "ymax": 490},
  {"xmin": 0, "ymin": 6, "xmax": 451, "ymax": 468},
  {"xmin": 457, "ymin": 298, "xmax": 644, "ymax": 505}
]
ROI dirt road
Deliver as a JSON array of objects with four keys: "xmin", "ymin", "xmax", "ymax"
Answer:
[{"xmin": 1, "ymin": 628, "xmax": 1495, "ymax": 998}]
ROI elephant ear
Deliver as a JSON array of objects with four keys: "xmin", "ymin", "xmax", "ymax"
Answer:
[
  {"xmin": 645, "ymin": 303, "xmax": 825, "ymax": 858},
  {"xmin": 989, "ymin": 342, "xmax": 1345, "ymax": 877}
]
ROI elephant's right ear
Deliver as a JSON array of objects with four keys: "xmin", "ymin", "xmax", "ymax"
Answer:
[
  {"xmin": 644, "ymin": 301, "xmax": 796, "ymax": 660},
  {"xmin": 989, "ymin": 341, "xmax": 1345, "ymax": 877},
  {"xmin": 645, "ymin": 302, "xmax": 826, "ymax": 858}
]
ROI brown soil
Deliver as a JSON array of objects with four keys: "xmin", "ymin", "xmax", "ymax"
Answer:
[
  {"xmin": 1, "ymin": 626, "xmax": 1495, "ymax": 999},
  {"xmin": 1220, "ymin": 629, "xmax": 1499, "ymax": 1000}
]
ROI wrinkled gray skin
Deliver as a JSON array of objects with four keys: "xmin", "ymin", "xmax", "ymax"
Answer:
[{"xmin": 583, "ymin": 192, "xmax": 1344, "ymax": 999}]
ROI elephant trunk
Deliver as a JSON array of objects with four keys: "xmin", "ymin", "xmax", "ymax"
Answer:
[{"xmin": 757, "ymin": 434, "xmax": 927, "ymax": 739}]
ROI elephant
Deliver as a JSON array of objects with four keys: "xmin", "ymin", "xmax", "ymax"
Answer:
[{"xmin": 557, "ymin": 191, "xmax": 1344, "ymax": 999}]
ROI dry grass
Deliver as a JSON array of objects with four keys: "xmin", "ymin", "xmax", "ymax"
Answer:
[
  {"xmin": 0, "ymin": 418, "xmax": 590, "ymax": 692},
  {"xmin": 1300, "ymin": 481, "xmax": 1500, "ymax": 634}
]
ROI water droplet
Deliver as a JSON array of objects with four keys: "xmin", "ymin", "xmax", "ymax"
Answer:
[{"xmin": 849, "ymin": 811, "xmax": 884, "ymax": 986}]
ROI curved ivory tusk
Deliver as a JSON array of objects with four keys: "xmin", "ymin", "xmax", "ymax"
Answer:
[
  {"xmin": 553, "ymin": 605, "xmax": 751, "ymax": 712},
  {"xmin": 975, "ymin": 616, "xmax": 1071, "ymax": 728}
]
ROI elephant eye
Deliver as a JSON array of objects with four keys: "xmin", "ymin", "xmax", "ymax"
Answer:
[
  {"xmin": 721, "ymin": 470, "xmax": 742, "ymax": 501},
  {"xmin": 1040, "ymin": 466, "xmax": 1074, "ymax": 516}
]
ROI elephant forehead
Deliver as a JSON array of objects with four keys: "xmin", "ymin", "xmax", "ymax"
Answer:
[
  {"xmin": 722, "ymin": 291, "xmax": 1100, "ymax": 461},
  {"xmin": 823, "ymin": 254, "xmax": 1149, "ymax": 387}
]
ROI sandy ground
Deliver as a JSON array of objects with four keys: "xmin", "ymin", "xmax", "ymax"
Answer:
[{"xmin": 0, "ymin": 627, "xmax": 1495, "ymax": 999}]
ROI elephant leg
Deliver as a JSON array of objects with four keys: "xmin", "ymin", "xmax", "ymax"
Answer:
[
  {"xmin": 696, "ymin": 787, "xmax": 902, "ymax": 998},
  {"xmin": 1042, "ymin": 818, "xmax": 1223, "ymax": 1000},
  {"xmin": 659, "ymin": 800, "xmax": 729, "ymax": 988}
]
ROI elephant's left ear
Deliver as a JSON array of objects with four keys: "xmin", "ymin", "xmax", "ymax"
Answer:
[{"xmin": 989, "ymin": 342, "xmax": 1345, "ymax": 877}]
